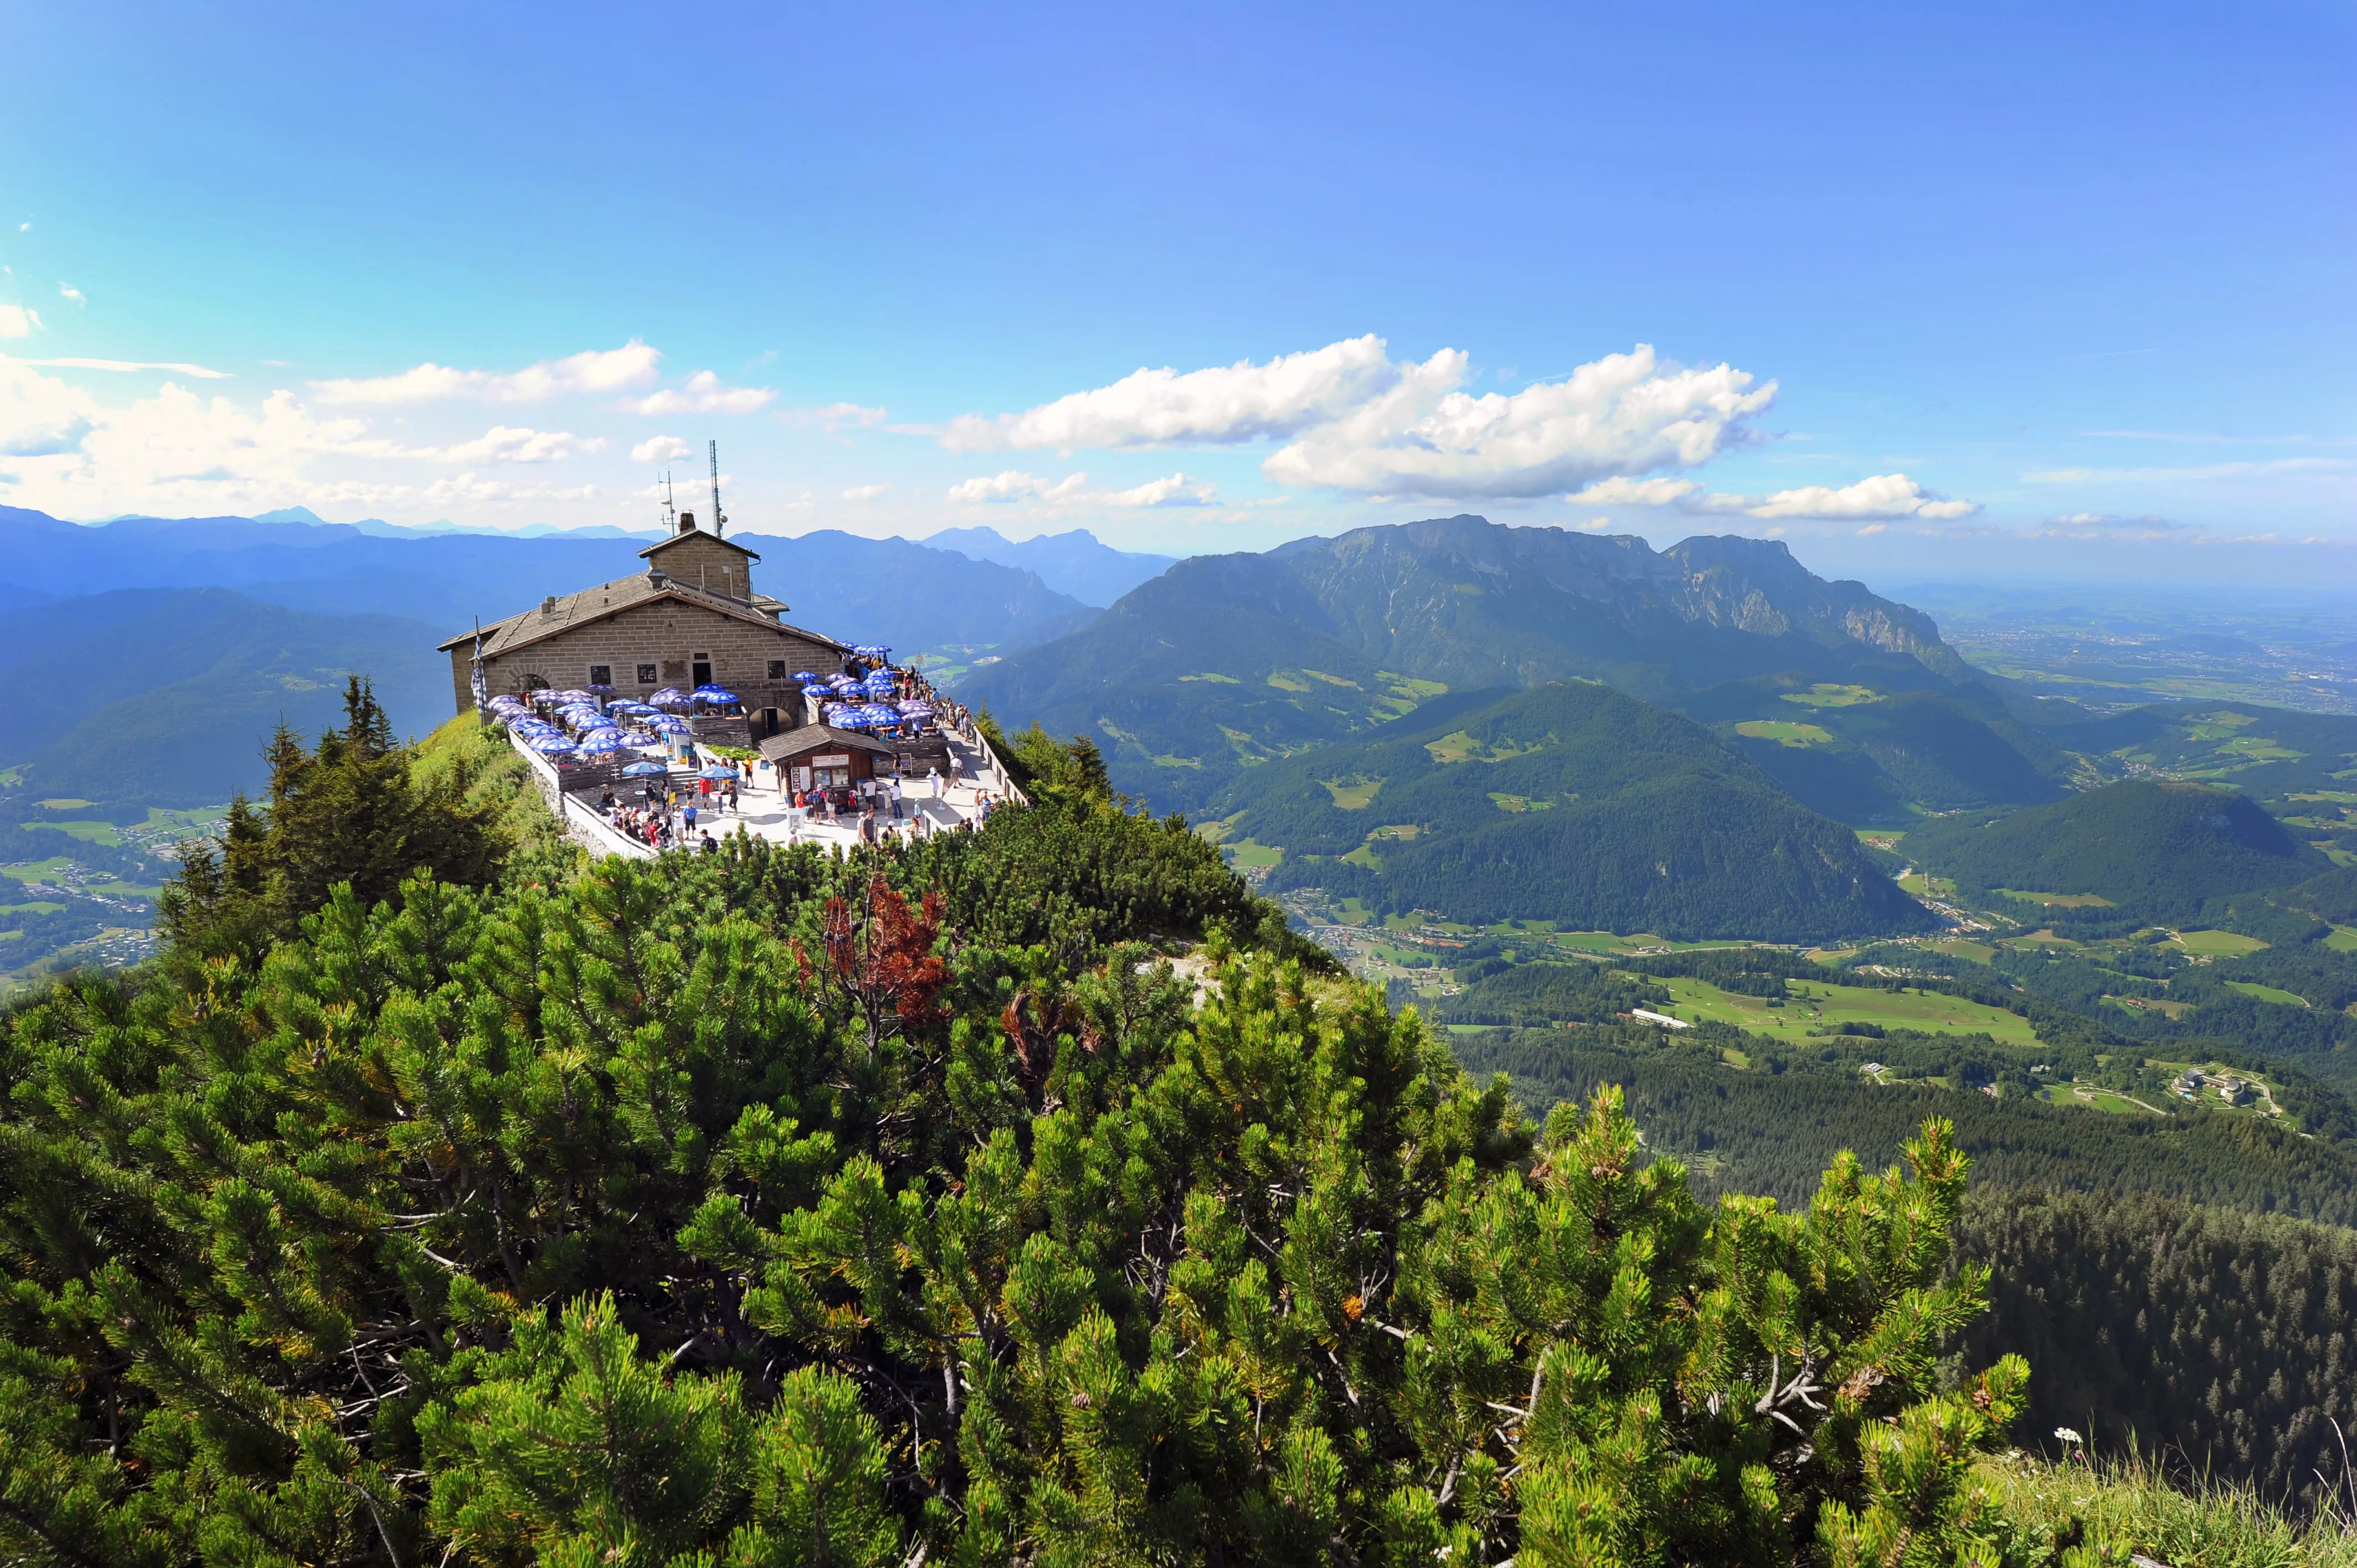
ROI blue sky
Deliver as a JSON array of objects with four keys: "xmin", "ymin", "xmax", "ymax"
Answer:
[{"xmin": 1, "ymin": 1, "xmax": 2350, "ymax": 584}]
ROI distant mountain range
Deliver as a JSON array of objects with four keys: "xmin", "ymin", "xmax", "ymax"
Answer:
[
  {"xmin": 959, "ymin": 514, "xmax": 2051, "ymax": 820},
  {"xmin": 0, "ymin": 505, "xmax": 1110, "ymax": 656},
  {"xmin": 922, "ymin": 525, "xmax": 1175, "ymax": 606},
  {"xmin": 0, "ymin": 504, "xmax": 1140, "ymax": 806}
]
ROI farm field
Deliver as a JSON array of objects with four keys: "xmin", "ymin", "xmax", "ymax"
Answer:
[
  {"xmin": 2225, "ymin": 981, "xmax": 2308, "ymax": 1007},
  {"xmin": 2170, "ymin": 929, "xmax": 2269, "ymax": 957},
  {"xmin": 1653, "ymin": 976, "xmax": 2041, "ymax": 1045}
]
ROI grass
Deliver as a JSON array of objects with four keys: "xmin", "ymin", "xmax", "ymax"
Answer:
[
  {"xmin": 28, "ymin": 821, "xmax": 123, "ymax": 845},
  {"xmin": 1779, "ymin": 683, "xmax": 1881, "ymax": 707},
  {"xmin": 2226, "ymin": 980, "xmax": 2308, "ymax": 1007},
  {"xmin": 1897, "ymin": 873, "xmax": 1957, "ymax": 898},
  {"xmin": 1322, "ymin": 777, "xmax": 1383, "ymax": 810},
  {"xmin": 412, "ymin": 715, "xmax": 563, "ymax": 855},
  {"xmin": 1177, "ymin": 672, "xmax": 1241, "ymax": 684},
  {"xmin": 0, "ymin": 901, "xmax": 68, "ymax": 915},
  {"xmin": 1973, "ymin": 1450, "xmax": 2357, "ymax": 1568},
  {"xmin": 1734, "ymin": 719, "xmax": 1835, "ymax": 747},
  {"xmin": 2328, "ymin": 926, "xmax": 2357, "ymax": 954},
  {"xmin": 1221, "ymin": 839, "xmax": 1284, "ymax": 870},
  {"xmin": 1996, "ymin": 887, "xmax": 2115, "ymax": 909},
  {"xmin": 2171, "ymin": 929, "xmax": 2271, "ymax": 957},
  {"xmin": 1653, "ymin": 975, "xmax": 2041, "ymax": 1045},
  {"xmin": 35, "ymin": 797, "xmax": 93, "ymax": 810},
  {"xmin": 1486, "ymin": 792, "xmax": 1556, "ymax": 812},
  {"xmin": 1932, "ymin": 937, "xmax": 1998, "ymax": 962}
]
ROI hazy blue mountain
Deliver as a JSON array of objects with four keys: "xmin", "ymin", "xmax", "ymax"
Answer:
[
  {"xmin": 959, "ymin": 514, "xmax": 2001, "ymax": 814},
  {"xmin": 1217, "ymin": 682, "xmax": 1933, "ymax": 941},
  {"xmin": 0, "ymin": 588, "xmax": 449, "ymax": 806},
  {"xmin": 0, "ymin": 507, "xmax": 1096, "ymax": 658},
  {"xmin": 923, "ymin": 525, "xmax": 1176, "ymax": 606}
]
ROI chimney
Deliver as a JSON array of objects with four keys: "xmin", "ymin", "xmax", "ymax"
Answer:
[
  {"xmin": 541, "ymin": 595, "xmax": 557, "ymax": 616},
  {"xmin": 678, "ymin": 510, "xmax": 697, "ymax": 534}
]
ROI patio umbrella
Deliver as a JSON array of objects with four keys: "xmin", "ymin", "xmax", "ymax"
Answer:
[
  {"xmin": 897, "ymin": 702, "xmax": 934, "ymax": 718},
  {"xmin": 647, "ymin": 687, "xmax": 689, "ymax": 705},
  {"xmin": 526, "ymin": 735, "xmax": 578, "ymax": 754},
  {"xmin": 699, "ymin": 765, "xmax": 737, "ymax": 780},
  {"xmin": 577, "ymin": 730, "xmax": 632, "ymax": 754},
  {"xmin": 553, "ymin": 688, "xmax": 594, "ymax": 701},
  {"xmin": 792, "ymin": 670, "xmax": 818, "ymax": 682},
  {"xmin": 692, "ymin": 684, "xmax": 738, "ymax": 704}
]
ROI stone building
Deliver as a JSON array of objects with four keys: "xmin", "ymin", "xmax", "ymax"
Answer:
[{"xmin": 438, "ymin": 513, "xmax": 852, "ymax": 737}]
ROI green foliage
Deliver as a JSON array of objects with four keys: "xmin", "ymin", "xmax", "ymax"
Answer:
[
  {"xmin": 0, "ymin": 756, "xmax": 2023, "ymax": 1565},
  {"xmin": 1905, "ymin": 781, "xmax": 2332, "ymax": 922},
  {"xmin": 159, "ymin": 677, "xmax": 509, "ymax": 954}
]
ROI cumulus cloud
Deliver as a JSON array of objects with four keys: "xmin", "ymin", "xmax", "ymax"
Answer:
[
  {"xmin": 419, "ymin": 426, "xmax": 603, "ymax": 465},
  {"xmin": 57, "ymin": 285, "xmax": 83, "ymax": 305},
  {"xmin": 841, "ymin": 483, "xmax": 889, "ymax": 501},
  {"xmin": 0, "ymin": 305, "xmax": 42, "ymax": 338},
  {"xmin": 311, "ymin": 341, "xmax": 662, "ymax": 404},
  {"xmin": 18, "ymin": 355, "xmax": 233, "ymax": 378},
  {"xmin": 1707, "ymin": 473, "xmax": 1980, "ymax": 521},
  {"xmin": 1268, "ymin": 346, "xmax": 1776, "ymax": 498},
  {"xmin": 1570, "ymin": 469, "xmax": 1979, "ymax": 522},
  {"xmin": 943, "ymin": 335, "xmax": 1398, "ymax": 452},
  {"xmin": 1099, "ymin": 473, "xmax": 1217, "ymax": 507},
  {"xmin": 947, "ymin": 470, "xmax": 1089, "ymax": 504},
  {"xmin": 630, "ymin": 434, "xmax": 694, "ymax": 463},
  {"xmin": 944, "ymin": 468, "xmax": 1215, "ymax": 508},
  {"xmin": 620, "ymin": 369, "xmax": 776, "ymax": 416},
  {"xmin": 782, "ymin": 402, "xmax": 887, "ymax": 429},
  {"xmin": 944, "ymin": 337, "xmax": 1779, "ymax": 501}
]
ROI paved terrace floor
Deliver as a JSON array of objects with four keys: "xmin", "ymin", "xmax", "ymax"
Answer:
[{"xmin": 517, "ymin": 726, "xmax": 1021, "ymax": 860}]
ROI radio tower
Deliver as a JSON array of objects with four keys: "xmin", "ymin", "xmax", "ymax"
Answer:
[{"xmin": 708, "ymin": 440, "xmax": 725, "ymax": 537}]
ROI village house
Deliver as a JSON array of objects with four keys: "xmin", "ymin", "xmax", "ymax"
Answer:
[{"xmin": 438, "ymin": 512, "xmax": 851, "ymax": 739}]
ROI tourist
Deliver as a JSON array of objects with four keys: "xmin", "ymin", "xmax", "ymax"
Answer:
[
  {"xmin": 683, "ymin": 799, "xmax": 698, "ymax": 835},
  {"xmin": 699, "ymin": 829, "xmax": 718, "ymax": 854},
  {"xmin": 927, "ymin": 764, "xmax": 941, "ymax": 798},
  {"xmin": 888, "ymin": 776, "xmax": 904, "ymax": 819}
]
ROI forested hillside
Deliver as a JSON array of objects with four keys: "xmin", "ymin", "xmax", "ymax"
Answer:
[
  {"xmin": 1219, "ymin": 683, "xmax": 1930, "ymax": 940},
  {"xmin": 1905, "ymin": 780, "xmax": 2333, "ymax": 919}
]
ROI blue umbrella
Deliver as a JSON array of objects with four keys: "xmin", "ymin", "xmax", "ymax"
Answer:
[
  {"xmin": 647, "ymin": 687, "xmax": 689, "ymax": 705},
  {"xmin": 692, "ymin": 684, "xmax": 739, "ymax": 704},
  {"xmin": 611, "ymin": 700, "xmax": 659, "ymax": 715},
  {"xmin": 577, "ymin": 730, "xmax": 632, "ymax": 754},
  {"xmin": 527, "ymin": 734, "xmax": 578, "ymax": 754},
  {"xmin": 621, "ymin": 760, "xmax": 667, "ymax": 776},
  {"xmin": 793, "ymin": 670, "xmax": 819, "ymax": 681},
  {"xmin": 699, "ymin": 765, "xmax": 737, "ymax": 780}
]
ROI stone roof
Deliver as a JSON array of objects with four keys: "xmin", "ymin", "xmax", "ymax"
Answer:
[
  {"xmin": 758, "ymin": 724, "xmax": 899, "ymax": 762},
  {"xmin": 438, "ymin": 570, "xmax": 848, "ymax": 658}
]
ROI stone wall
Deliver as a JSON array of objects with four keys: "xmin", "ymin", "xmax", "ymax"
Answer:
[{"xmin": 449, "ymin": 596, "xmax": 847, "ymax": 717}]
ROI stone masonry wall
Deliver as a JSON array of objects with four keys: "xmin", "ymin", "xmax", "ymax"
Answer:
[{"xmin": 449, "ymin": 597, "xmax": 847, "ymax": 717}]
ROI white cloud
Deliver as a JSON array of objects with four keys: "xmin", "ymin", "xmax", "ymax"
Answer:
[
  {"xmin": 620, "ymin": 369, "xmax": 775, "ymax": 416},
  {"xmin": 1712, "ymin": 473, "xmax": 1980, "ymax": 521},
  {"xmin": 1099, "ymin": 472, "xmax": 1217, "ymax": 507},
  {"xmin": 420, "ymin": 426, "xmax": 603, "ymax": 465},
  {"xmin": 1265, "ymin": 345, "xmax": 1775, "ymax": 498},
  {"xmin": 630, "ymin": 434, "xmax": 694, "ymax": 463},
  {"xmin": 841, "ymin": 483, "xmax": 889, "ymax": 501},
  {"xmin": 19, "ymin": 356, "xmax": 233, "ymax": 379},
  {"xmin": 1572, "ymin": 469, "xmax": 1979, "ymax": 522},
  {"xmin": 781, "ymin": 402, "xmax": 887, "ymax": 429},
  {"xmin": 311, "ymin": 340, "xmax": 662, "ymax": 404},
  {"xmin": 0, "ymin": 305, "xmax": 42, "ymax": 339},
  {"xmin": 947, "ymin": 470, "xmax": 1090, "ymax": 504},
  {"xmin": 944, "ymin": 337, "xmax": 1780, "ymax": 503},
  {"xmin": 58, "ymin": 285, "xmax": 84, "ymax": 305},
  {"xmin": 943, "ymin": 335, "xmax": 1398, "ymax": 451},
  {"xmin": 1568, "ymin": 475, "xmax": 1704, "ymax": 507}
]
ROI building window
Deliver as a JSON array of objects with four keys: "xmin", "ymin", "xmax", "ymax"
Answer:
[
  {"xmin": 587, "ymin": 664, "xmax": 612, "ymax": 688},
  {"xmin": 636, "ymin": 663, "xmax": 659, "ymax": 684},
  {"xmin": 691, "ymin": 652, "xmax": 713, "ymax": 686},
  {"xmin": 767, "ymin": 659, "xmax": 788, "ymax": 680}
]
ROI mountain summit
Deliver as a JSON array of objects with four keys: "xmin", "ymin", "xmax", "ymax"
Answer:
[{"xmin": 961, "ymin": 515, "xmax": 1982, "ymax": 811}]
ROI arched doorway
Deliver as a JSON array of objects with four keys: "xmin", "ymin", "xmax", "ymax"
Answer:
[{"xmin": 755, "ymin": 707, "xmax": 785, "ymax": 738}]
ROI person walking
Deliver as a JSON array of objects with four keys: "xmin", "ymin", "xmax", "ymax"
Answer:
[
  {"xmin": 927, "ymin": 764, "xmax": 941, "ymax": 799},
  {"xmin": 889, "ymin": 775, "xmax": 904, "ymax": 821}
]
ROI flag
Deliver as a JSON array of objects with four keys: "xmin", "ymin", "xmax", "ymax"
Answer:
[{"xmin": 470, "ymin": 618, "xmax": 489, "ymax": 713}]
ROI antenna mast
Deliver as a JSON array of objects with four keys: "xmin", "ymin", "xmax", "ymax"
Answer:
[
  {"xmin": 708, "ymin": 440, "xmax": 725, "ymax": 537},
  {"xmin": 660, "ymin": 471, "xmax": 678, "ymax": 531}
]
